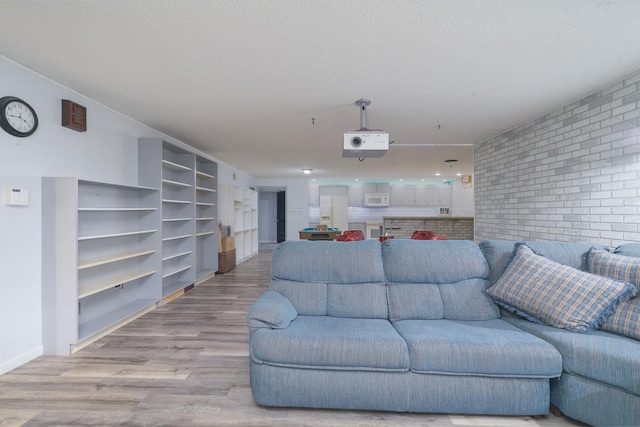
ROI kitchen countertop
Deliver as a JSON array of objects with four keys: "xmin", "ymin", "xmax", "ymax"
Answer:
[{"xmin": 383, "ymin": 216, "xmax": 474, "ymax": 220}]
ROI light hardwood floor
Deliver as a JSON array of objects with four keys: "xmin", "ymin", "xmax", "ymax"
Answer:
[{"xmin": 0, "ymin": 249, "xmax": 586, "ymax": 427}]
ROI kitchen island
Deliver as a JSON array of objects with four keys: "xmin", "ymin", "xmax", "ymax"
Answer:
[{"xmin": 383, "ymin": 217, "xmax": 473, "ymax": 240}]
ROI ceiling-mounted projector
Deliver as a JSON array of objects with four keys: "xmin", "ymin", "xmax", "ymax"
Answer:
[
  {"xmin": 343, "ymin": 131, "xmax": 389, "ymax": 158},
  {"xmin": 343, "ymin": 99, "xmax": 389, "ymax": 158}
]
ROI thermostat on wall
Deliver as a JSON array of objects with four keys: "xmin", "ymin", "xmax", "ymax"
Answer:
[{"xmin": 4, "ymin": 188, "xmax": 29, "ymax": 206}]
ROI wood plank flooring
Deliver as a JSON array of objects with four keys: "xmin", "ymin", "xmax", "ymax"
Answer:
[{"xmin": 0, "ymin": 249, "xmax": 586, "ymax": 426}]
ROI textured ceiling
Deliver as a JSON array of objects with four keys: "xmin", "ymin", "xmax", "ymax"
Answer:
[{"xmin": 2, "ymin": 0, "xmax": 640, "ymax": 182}]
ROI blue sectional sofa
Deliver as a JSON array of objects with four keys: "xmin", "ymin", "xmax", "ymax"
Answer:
[
  {"xmin": 247, "ymin": 239, "xmax": 639, "ymax": 425},
  {"xmin": 480, "ymin": 240, "xmax": 640, "ymax": 427},
  {"xmin": 248, "ymin": 239, "xmax": 563, "ymax": 415}
]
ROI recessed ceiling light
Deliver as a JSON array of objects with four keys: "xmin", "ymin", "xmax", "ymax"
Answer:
[
  {"xmin": 436, "ymin": 173, "xmax": 441, "ymax": 176},
  {"xmin": 302, "ymin": 169, "xmax": 312, "ymax": 174}
]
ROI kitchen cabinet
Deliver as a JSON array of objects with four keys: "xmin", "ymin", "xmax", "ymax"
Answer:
[
  {"xmin": 390, "ymin": 184, "xmax": 452, "ymax": 207},
  {"xmin": 363, "ymin": 183, "xmax": 390, "ymax": 194},
  {"xmin": 426, "ymin": 184, "xmax": 452, "ymax": 207},
  {"xmin": 348, "ymin": 184, "xmax": 363, "ymax": 207},
  {"xmin": 390, "ymin": 185, "xmax": 419, "ymax": 207}
]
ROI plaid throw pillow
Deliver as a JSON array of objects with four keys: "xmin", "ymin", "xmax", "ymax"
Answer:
[
  {"xmin": 587, "ymin": 248, "xmax": 640, "ymax": 340},
  {"xmin": 486, "ymin": 242, "xmax": 637, "ymax": 333}
]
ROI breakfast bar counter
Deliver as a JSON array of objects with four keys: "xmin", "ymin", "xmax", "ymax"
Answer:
[{"xmin": 383, "ymin": 217, "xmax": 474, "ymax": 240}]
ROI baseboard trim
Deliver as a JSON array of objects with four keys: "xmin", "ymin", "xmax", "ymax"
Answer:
[{"xmin": 0, "ymin": 346, "xmax": 43, "ymax": 375}]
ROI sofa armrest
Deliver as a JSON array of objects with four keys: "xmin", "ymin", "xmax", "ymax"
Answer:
[{"xmin": 247, "ymin": 290, "xmax": 297, "ymax": 329}]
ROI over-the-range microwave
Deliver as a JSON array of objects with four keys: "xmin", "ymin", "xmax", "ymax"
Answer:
[{"xmin": 364, "ymin": 193, "xmax": 389, "ymax": 207}]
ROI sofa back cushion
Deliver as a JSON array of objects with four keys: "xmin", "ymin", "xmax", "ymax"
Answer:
[
  {"xmin": 614, "ymin": 242, "xmax": 640, "ymax": 258},
  {"xmin": 381, "ymin": 239, "xmax": 498, "ymax": 322},
  {"xmin": 270, "ymin": 240, "xmax": 387, "ymax": 318}
]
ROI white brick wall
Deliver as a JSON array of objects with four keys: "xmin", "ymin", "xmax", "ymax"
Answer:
[{"xmin": 474, "ymin": 71, "xmax": 640, "ymax": 247}]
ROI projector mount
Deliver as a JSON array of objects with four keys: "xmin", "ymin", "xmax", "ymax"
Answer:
[
  {"xmin": 343, "ymin": 99, "xmax": 390, "ymax": 161},
  {"xmin": 355, "ymin": 98, "xmax": 371, "ymax": 131}
]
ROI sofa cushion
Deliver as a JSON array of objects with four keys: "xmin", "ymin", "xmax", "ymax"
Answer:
[
  {"xmin": 387, "ymin": 283, "xmax": 443, "ymax": 322},
  {"xmin": 393, "ymin": 319, "xmax": 562, "ymax": 377},
  {"xmin": 250, "ymin": 316, "xmax": 410, "ymax": 372},
  {"xmin": 480, "ymin": 240, "xmax": 607, "ymax": 283},
  {"xmin": 503, "ymin": 315, "xmax": 640, "ymax": 395},
  {"xmin": 586, "ymin": 248, "xmax": 640, "ymax": 288},
  {"xmin": 270, "ymin": 279, "xmax": 327, "ymax": 316},
  {"xmin": 600, "ymin": 298, "xmax": 640, "ymax": 340},
  {"xmin": 270, "ymin": 240, "xmax": 387, "ymax": 318},
  {"xmin": 382, "ymin": 240, "xmax": 498, "ymax": 321},
  {"xmin": 327, "ymin": 282, "xmax": 388, "ymax": 318},
  {"xmin": 614, "ymin": 242, "xmax": 640, "ymax": 258},
  {"xmin": 382, "ymin": 239, "xmax": 490, "ymax": 284},
  {"xmin": 271, "ymin": 240, "xmax": 385, "ymax": 283},
  {"xmin": 486, "ymin": 242, "xmax": 636, "ymax": 333},
  {"xmin": 586, "ymin": 248, "xmax": 640, "ymax": 340},
  {"xmin": 247, "ymin": 290, "xmax": 297, "ymax": 329},
  {"xmin": 387, "ymin": 278, "xmax": 500, "ymax": 322},
  {"xmin": 438, "ymin": 278, "xmax": 500, "ymax": 320}
]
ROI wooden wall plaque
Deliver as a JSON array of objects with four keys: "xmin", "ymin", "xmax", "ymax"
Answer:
[{"xmin": 61, "ymin": 99, "xmax": 87, "ymax": 132}]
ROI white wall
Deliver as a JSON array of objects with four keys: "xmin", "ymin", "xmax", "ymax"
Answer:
[
  {"xmin": 451, "ymin": 178, "xmax": 474, "ymax": 217},
  {"xmin": 257, "ymin": 178, "xmax": 310, "ymax": 241},
  {"xmin": 0, "ymin": 177, "xmax": 43, "ymax": 374},
  {"xmin": 0, "ymin": 56, "xmax": 254, "ymax": 374},
  {"xmin": 0, "ymin": 58, "xmax": 140, "ymax": 183},
  {"xmin": 218, "ymin": 161, "xmax": 258, "ymax": 188}
]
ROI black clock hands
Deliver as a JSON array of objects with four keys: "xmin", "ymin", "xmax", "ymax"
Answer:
[{"xmin": 7, "ymin": 113, "xmax": 30, "ymax": 124}]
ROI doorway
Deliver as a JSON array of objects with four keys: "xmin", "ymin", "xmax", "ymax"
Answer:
[
  {"xmin": 276, "ymin": 191, "xmax": 286, "ymax": 243},
  {"xmin": 258, "ymin": 187, "xmax": 286, "ymax": 246}
]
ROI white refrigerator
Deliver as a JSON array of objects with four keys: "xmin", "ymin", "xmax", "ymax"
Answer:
[{"xmin": 319, "ymin": 195, "xmax": 349, "ymax": 231}]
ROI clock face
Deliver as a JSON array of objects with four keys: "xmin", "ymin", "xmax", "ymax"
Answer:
[{"xmin": 0, "ymin": 96, "xmax": 38, "ymax": 137}]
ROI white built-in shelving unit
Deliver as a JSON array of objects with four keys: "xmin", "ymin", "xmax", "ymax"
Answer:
[
  {"xmin": 160, "ymin": 147, "xmax": 196, "ymax": 297},
  {"xmin": 42, "ymin": 178, "xmax": 161, "ymax": 355},
  {"xmin": 194, "ymin": 156, "xmax": 218, "ymax": 282},
  {"xmin": 40, "ymin": 140, "xmax": 219, "ymax": 356},
  {"xmin": 138, "ymin": 138, "xmax": 218, "ymax": 299},
  {"xmin": 250, "ymin": 189, "xmax": 258, "ymax": 257},
  {"xmin": 219, "ymin": 183, "xmax": 258, "ymax": 263}
]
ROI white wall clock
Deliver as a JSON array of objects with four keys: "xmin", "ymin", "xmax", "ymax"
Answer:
[{"xmin": 0, "ymin": 96, "xmax": 38, "ymax": 137}]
